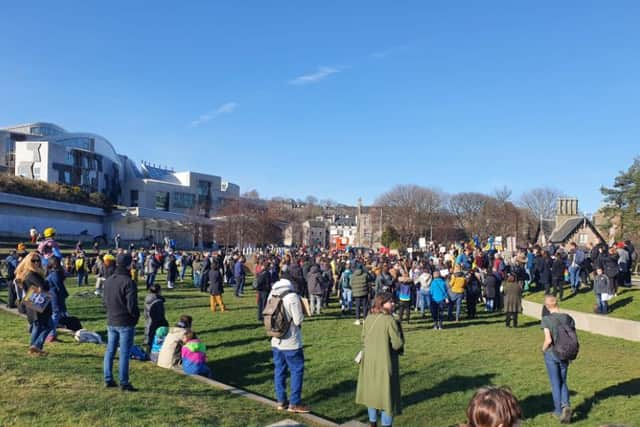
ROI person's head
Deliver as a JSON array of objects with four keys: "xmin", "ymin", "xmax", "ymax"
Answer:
[
  {"xmin": 116, "ymin": 253, "xmax": 133, "ymax": 270},
  {"xmin": 544, "ymin": 295, "xmax": 559, "ymax": 312},
  {"xmin": 370, "ymin": 292, "xmax": 395, "ymax": 315},
  {"xmin": 149, "ymin": 284, "xmax": 162, "ymax": 295},
  {"xmin": 182, "ymin": 329, "xmax": 197, "ymax": 343},
  {"xmin": 433, "ymin": 270, "xmax": 441, "ymax": 278},
  {"xmin": 15, "ymin": 252, "xmax": 45, "ymax": 281},
  {"xmin": 465, "ymin": 386, "xmax": 522, "ymax": 427},
  {"xmin": 47, "ymin": 256, "xmax": 61, "ymax": 272},
  {"xmin": 596, "ymin": 267, "xmax": 604, "ymax": 275},
  {"xmin": 43, "ymin": 227, "xmax": 56, "ymax": 239},
  {"xmin": 177, "ymin": 314, "xmax": 193, "ymax": 329}
]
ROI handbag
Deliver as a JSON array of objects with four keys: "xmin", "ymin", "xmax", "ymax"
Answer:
[{"xmin": 23, "ymin": 287, "xmax": 51, "ymax": 313}]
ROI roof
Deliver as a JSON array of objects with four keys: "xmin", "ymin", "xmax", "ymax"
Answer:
[
  {"xmin": 334, "ymin": 216, "xmax": 356, "ymax": 226},
  {"xmin": 549, "ymin": 217, "xmax": 603, "ymax": 243},
  {"xmin": 139, "ymin": 164, "xmax": 181, "ymax": 184},
  {"xmin": 305, "ymin": 220, "xmax": 326, "ymax": 228}
]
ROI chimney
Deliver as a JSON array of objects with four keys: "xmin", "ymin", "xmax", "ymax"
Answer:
[{"xmin": 555, "ymin": 197, "xmax": 579, "ymax": 229}]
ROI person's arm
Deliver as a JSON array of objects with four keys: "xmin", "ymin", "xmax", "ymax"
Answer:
[
  {"xmin": 388, "ymin": 317, "xmax": 405, "ymax": 352},
  {"xmin": 126, "ymin": 281, "xmax": 140, "ymax": 322},
  {"xmin": 542, "ymin": 328, "xmax": 553, "ymax": 352},
  {"xmin": 289, "ymin": 294, "xmax": 304, "ymax": 326}
]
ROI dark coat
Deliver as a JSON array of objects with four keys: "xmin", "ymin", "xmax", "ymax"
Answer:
[
  {"xmin": 22, "ymin": 271, "xmax": 52, "ymax": 323},
  {"xmin": 144, "ymin": 293, "xmax": 168, "ymax": 346},
  {"xmin": 200, "ymin": 257, "xmax": 212, "ymax": 288},
  {"xmin": 255, "ymin": 270, "xmax": 272, "ymax": 292},
  {"xmin": 351, "ymin": 268, "xmax": 369, "ymax": 298},
  {"xmin": 306, "ymin": 265, "xmax": 324, "ymax": 296},
  {"xmin": 483, "ymin": 274, "xmax": 498, "ymax": 299},
  {"xmin": 551, "ymin": 257, "xmax": 565, "ymax": 280},
  {"xmin": 167, "ymin": 259, "xmax": 178, "ymax": 282},
  {"xmin": 503, "ymin": 280, "xmax": 522, "ymax": 313},
  {"xmin": 209, "ymin": 269, "xmax": 224, "ymax": 295},
  {"xmin": 103, "ymin": 267, "xmax": 140, "ymax": 327},
  {"xmin": 536, "ymin": 256, "xmax": 552, "ymax": 285}
]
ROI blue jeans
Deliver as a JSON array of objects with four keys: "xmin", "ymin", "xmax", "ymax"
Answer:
[
  {"xmin": 272, "ymin": 347, "xmax": 305, "ymax": 405},
  {"xmin": 104, "ymin": 325, "xmax": 135, "ymax": 386},
  {"xmin": 486, "ymin": 298, "xmax": 495, "ymax": 312},
  {"xmin": 596, "ymin": 294, "xmax": 608, "ymax": 314},
  {"xmin": 544, "ymin": 350, "xmax": 570, "ymax": 415},
  {"xmin": 448, "ymin": 292, "xmax": 464, "ymax": 320},
  {"xmin": 30, "ymin": 318, "xmax": 53, "ymax": 350},
  {"xmin": 235, "ymin": 276, "xmax": 245, "ymax": 296},
  {"xmin": 146, "ymin": 271, "xmax": 157, "ymax": 288},
  {"xmin": 193, "ymin": 271, "xmax": 201, "ymax": 288},
  {"xmin": 368, "ymin": 408, "xmax": 392, "ymax": 426},
  {"xmin": 341, "ymin": 288, "xmax": 353, "ymax": 311},
  {"xmin": 419, "ymin": 290, "xmax": 431, "ymax": 316},
  {"xmin": 77, "ymin": 270, "xmax": 86, "ymax": 286},
  {"xmin": 569, "ymin": 266, "xmax": 581, "ymax": 291},
  {"xmin": 49, "ymin": 311, "xmax": 62, "ymax": 339}
]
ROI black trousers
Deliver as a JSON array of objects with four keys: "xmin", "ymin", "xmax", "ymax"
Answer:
[
  {"xmin": 505, "ymin": 312, "xmax": 518, "ymax": 327},
  {"xmin": 552, "ymin": 278, "xmax": 563, "ymax": 300},
  {"xmin": 7, "ymin": 279, "xmax": 18, "ymax": 308},
  {"xmin": 397, "ymin": 300, "xmax": 411, "ymax": 323},
  {"xmin": 257, "ymin": 291, "xmax": 269, "ymax": 321},
  {"xmin": 354, "ymin": 296, "xmax": 368, "ymax": 320}
]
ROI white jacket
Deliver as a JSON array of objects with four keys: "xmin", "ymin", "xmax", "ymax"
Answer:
[{"xmin": 268, "ymin": 279, "xmax": 304, "ymax": 350}]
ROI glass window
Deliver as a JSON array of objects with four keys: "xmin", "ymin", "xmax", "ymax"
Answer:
[
  {"xmin": 130, "ymin": 190, "xmax": 139, "ymax": 207},
  {"xmin": 173, "ymin": 192, "xmax": 196, "ymax": 209},
  {"xmin": 155, "ymin": 192, "xmax": 169, "ymax": 211}
]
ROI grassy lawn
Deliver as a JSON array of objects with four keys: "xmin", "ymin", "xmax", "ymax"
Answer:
[
  {"xmin": 525, "ymin": 284, "xmax": 639, "ymax": 322},
  {"xmin": 2, "ymin": 273, "xmax": 640, "ymax": 427}
]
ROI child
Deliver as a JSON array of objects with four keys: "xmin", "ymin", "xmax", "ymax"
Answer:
[
  {"xmin": 396, "ymin": 276, "xmax": 412, "ymax": 323},
  {"xmin": 150, "ymin": 326, "xmax": 168, "ymax": 363},
  {"xmin": 593, "ymin": 267, "xmax": 612, "ymax": 315},
  {"xmin": 181, "ymin": 330, "xmax": 211, "ymax": 378}
]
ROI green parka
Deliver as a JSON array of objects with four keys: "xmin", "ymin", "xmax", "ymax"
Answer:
[
  {"xmin": 355, "ymin": 312, "xmax": 404, "ymax": 415},
  {"xmin": 351, "ymin": 268, "xmax": 369, "ymax": 298}
]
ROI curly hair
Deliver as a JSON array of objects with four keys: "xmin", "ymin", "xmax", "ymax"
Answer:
[{"xmin": 15, "ymin": 252, "xmax": 45, "ymax": 282}]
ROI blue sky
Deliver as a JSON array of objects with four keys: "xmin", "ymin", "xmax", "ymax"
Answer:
[{"xmin": 1, "ymin": 1, "xmax": 639, "ymax": 214}]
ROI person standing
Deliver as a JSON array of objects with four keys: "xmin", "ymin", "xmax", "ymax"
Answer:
[
  {"xmin": 551, "ymin": 252, "xmax": 566, "ymax": 300},
  {"xmin": 103, "ymin": 253, "xmax": 140, "ymax": 392},
  {"xmin": 256, "ymin": 261, "xmax": 273, "ymax": 320},
  {"xmin": 46, "ymin": 256, "xmax": 68, "ymax": 343},
  {"xmin": 567, "ymin": 242, "xmax": 584, "ymax": 294},
  {"xmin": 503, "ymin": 272, "xmax": 522, "ymax": 328},
  {"xmin": 167, "ymin": 254, "xmax": 178, "ymax": 289},
  {"xmin": 305, "ymin": 264, "xmax": 324, "ymax": 316},
  {"xmin": 114, "ymin": 234, "xmax": 121, "ymax": 250},
  {"xmin": 268, "ymin": 278, "xmax": 310, "ymax": 413},
  {"xmin": 351, "ymin": 264, "xmax": 371, "ymax": 325},
  {"xmin": 209, "ymin": 260, "xmax": 226, "ymax": 313},
  {"xmin": 29, "ymin": 226, "xmax": 38, "ymax": 244},
  {"xmin": 541, "ymin": 295, "xmax": 575, "ymax": 423},
  {"xmin": 143, "ymin": 284, "xmax": 168, "ymax": 354},
  {"xmin": 234, "ymin": 255, "xmax": 246, "ymax": 297},
  {"xmin": 356, "ymin": 292, "xmax": 404, "ymax": 427},
  {"xmin": 429, "ymin": 270, "xmax": 449, "ymax": 330},
  {"xmin": 5, "ymin": 250, "xmax": 19, "ymax": 308}
]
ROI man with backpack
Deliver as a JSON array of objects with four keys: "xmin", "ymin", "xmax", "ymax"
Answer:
[
  {"xmin": 263, "ymin": 278, "xmax": 310, "ymax": 414},
  {"xmin": 541, "ymin": 295, "xmax": 578, "ymax": 424}
]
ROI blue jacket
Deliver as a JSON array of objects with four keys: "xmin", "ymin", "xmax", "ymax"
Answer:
[
  {"xmin": 234, "ymin": 261, "xmax": 245, "ymax": 278},
  {"xmin": 47, "ymin": 270, "xmax": 68, "ymax": 314},
  {"xmin": 430, "ymin": 278, "xmax": 448, "ymax": 303}
]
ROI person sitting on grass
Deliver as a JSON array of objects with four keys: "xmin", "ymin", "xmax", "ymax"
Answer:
[
  {"xmin": 461, "ymin": 386, "xmax": 523, "ymax": 427},
  {"xmin": 150, "ymin": 326, "xmax": 168, "ymax": 363},
  {"xmin": 181, "ymin": 330, "xmax": 211, "ymax": 378},
  {"xmin": 158, "ymin": 315, "xmax": 193, "ymax": 369},
  {"xmin": 144, "ymin": 284, "xmax": 168, "ymax": 354}
]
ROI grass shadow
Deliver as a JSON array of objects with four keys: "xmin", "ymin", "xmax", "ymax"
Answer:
[
  {"xmin": 404, "ymin": 373, "xmax": 496, "ymax": 409},
  {"xmin": 572, "ymin": 378, "xmax": 640, "ymax": 422}
]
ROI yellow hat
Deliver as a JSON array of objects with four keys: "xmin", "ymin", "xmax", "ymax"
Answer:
[
  {"xmin": 103, "ymin": 254, "xmax": 116, "ymax": 261},
  {"xmin": 44, "ymin": 227, "xmax": 56, "ymax": 238}
]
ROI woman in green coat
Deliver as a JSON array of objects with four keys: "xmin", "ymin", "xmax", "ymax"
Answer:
[{"xmin": 356, "ymin": 292, "xmax": 404, "ymax": 427}]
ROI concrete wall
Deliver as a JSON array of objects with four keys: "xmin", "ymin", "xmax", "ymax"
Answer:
[{"xmin": 522, "ymin": 300, "xmax": 640, "ymax": 342}]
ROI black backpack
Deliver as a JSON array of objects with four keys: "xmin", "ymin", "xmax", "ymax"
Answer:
[
  {"xmin": 551, "ymin": 314, "xmax": 579, "ymax": 361},
  {"xmin": 262, "ymin": 290, "xmax": 292, "ymax": 338}
]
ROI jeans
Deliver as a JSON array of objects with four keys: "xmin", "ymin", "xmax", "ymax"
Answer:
[
  {"xmin": 430, "ymin": 300, "xmax": 445, "ymax": 325},
  {"xmin": 30, "ymin": 318, "xmax": 53, "ymax": 349},
  {"xmin": 368, "ymin": 408, "xmax": 392, "ymax": 426},
  {"xmin": 146, "ymin": 271, "xmax": 157, "ymax": 288},
  {"xmin": 569, "ymin": 266, "xmax": 581, "ymax": 292},
  {"xmin": 596, "ymin": 293, "xmax": 608, "ymax": 314},
  {"xmin": 77, "ymin": 271, "xmax": 86, "ymax": 286},
  {"xmin": 272, "ymin": 347, "xmax": 304, "ymax": 405},
  {"xmin": 341, "ymin": 288, "xmax": 353, "ymax": 311},
  {"xmin": 448, "ymin": 292, "xmax": 464, "ymax": 320},
  {"xmin": 419, "ymin": 289, "xmax": 431, "ymax": 316},
  {"xmin": 485, "ymin": 298, "xmax": 495, "ymax": 312},
  {"xmin": 104, "ymin": 325, "xmax": 135, "ymax": 386},
  {"xmin": 235, "ymin": 276, "xmax": 245, "ymax": 296},
  {"xmin": 310, "ymin": 294, "xmax": 323, "ymax": 315},
  {"xmin": 193, "ymin": 271, "xmax": 201, "ymax": 288},
  {"xmin": 544, "ymin": 350, "xmax": 570, "ymax": 415},
  {"xmin": 49, "ymin": 311, "xmax": 62, "ymax": 338},
  {"xmin": 180, "ymin": 265, "xmax": 188, "ymax": 280},
  {"xmin": 354, "ymin": 296, "xmax": 368, "ymax": 320}
]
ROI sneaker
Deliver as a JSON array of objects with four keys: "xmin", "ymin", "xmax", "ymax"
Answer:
[
  {"xmin": 354, "ymin": 320, "xmax": 361, "ymax": 325},
  {"xmin": 287, "ymin": 404, "xmax": 311, "ymax": 413},
  {"xmin": 105, "ymin": 380, "xmax": 117, "ymax": 388},
  {"xmin": 560, "ymin": 406, "xmax": 572, "ymax": 423},
  {"xmin": 276, "ymin": 401, "xmax": 288, "ymax": 411},
  {"xmin": 120, "ymin": 384, "xmax": 138, "ymax": 392},
  {"xmin": 94, "ymin": 290, "xmax": 101, "ymax": 296}
]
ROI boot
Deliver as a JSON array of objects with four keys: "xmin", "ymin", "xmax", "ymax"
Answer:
[{"xmin": 369, "ymin": 422, "xmax": 377, "ymax": 427}]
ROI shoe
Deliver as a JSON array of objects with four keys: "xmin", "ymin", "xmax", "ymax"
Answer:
[
  {"xmin": 433, "ymin": 325, "xmax": 438, "ymax": 330},
  {"xmin": 354, "ymin": 320, "xmax": 361, "ymax": 325},
  {"xmin": 120, "ymin": 384, "xmax": 138, "ymax": 392},
  {"xmin": 276, "ymin": 401, "xmax": 288, "ymax": 411},
  {"xmin": 105, "ymin": 380, "xmax": 117, "ymax": 388},
  {"xmin": 560, "ymin": 406, "xmax": 572, "ymax": 423},
  {"xmin": 287, "ymin": 404, "xmax": 311, "ymax": 413},
  {"xmin": 27, "ymin": 346, "xmax": 40, "ymax": 356}
]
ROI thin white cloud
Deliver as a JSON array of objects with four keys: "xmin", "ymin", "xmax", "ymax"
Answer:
[
  {"xmin": 190, "ymin": 102, "xmax": 238, "ymax": 127},
  {"xmin": 289, "ymin": 66, "xmax": 341, "ymax": 85}
]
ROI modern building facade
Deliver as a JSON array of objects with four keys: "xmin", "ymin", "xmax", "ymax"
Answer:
[{"xmin": 0, "ymin": 122, "xmax": 240, "ymax": 247}]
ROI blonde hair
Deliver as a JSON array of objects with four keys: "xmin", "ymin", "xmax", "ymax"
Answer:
[{"xmin": 15, "ymin": 252, "xmax": 45, "ymax": 282}]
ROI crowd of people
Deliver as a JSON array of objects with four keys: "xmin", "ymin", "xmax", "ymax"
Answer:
[{"xmin": 2, "ymin": 228, "xmax": 637, "ymax": 426}]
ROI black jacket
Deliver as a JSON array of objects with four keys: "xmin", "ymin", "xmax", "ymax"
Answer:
[
  {"xmin": 104, "ymin": 267, "xmax": 140, "ymax": 327},
  {"xmin": 23, "ymin": 271, "xmax": 52, "ymax": 323},
  {"xmin": 209, "ymin": 269, "xmax": 224, "ymax": 295},
  {"xmin": 144, "ymin": 293, "xmax": 168, "ymax": 345},
  {"xmin": 551, "ymin": 257, "xmax": 565, "ymax": 280},
  {"xmin": 255, "ymin": 270, "xmax": 271, "ymax": 292}
]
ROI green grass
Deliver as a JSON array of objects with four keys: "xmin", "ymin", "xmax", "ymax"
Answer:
[
  {"xmin": 2, "ymin": 273, "xmax": 640, "ymax": 427},
  {"xmin": 525, "ymin": 284, "xmax": 639, "ymax": 322}
]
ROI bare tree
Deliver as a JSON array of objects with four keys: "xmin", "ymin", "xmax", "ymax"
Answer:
[
  {"xmin": 493, "ymin": 185, "xmax": 513, "ymax": 203},
  {"xmin": 242, "ymin": 189, "xmax": 260, "ymax": 199},
  {"xmin": 375, "ymin": 185, "xmax": 444, "ymax": 245},
  {"xmin": 448, "ymin": 192, "xmax": 489, "ymax": 233},
  {"xmin": 519, "ymin": 187, "xmax": 563, "ymax": 220}
]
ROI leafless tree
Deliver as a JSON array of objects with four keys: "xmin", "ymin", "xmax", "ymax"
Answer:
[
  {"xmin": 448, "ymin": 192, "xmax": 489, "ymax": 233},
  {"xmin": 493, "ymin": 185, "xmax": 513, "ymax": 203},
  {"xmin": 519, "ymin": 187, "xmax": 563, "ymax": 220}
]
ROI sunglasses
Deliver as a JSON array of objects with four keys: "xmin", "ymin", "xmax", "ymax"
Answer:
[{"xmin": 31, "ymin": 258, "xmax": 41, "ymax": 264}]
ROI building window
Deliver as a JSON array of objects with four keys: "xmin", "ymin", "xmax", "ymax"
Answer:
[
  {"xmin": 155, "ymin": 192, "xmax": 169, "ymax": 211},
  {"xmin": 130, "ymin": 190, "xmax": 139, "ymax": 207},
  {"xmin": 33, "ymin": 166, "xmax": 41, "ymax": 180},
  {"xmin": 578, "ymin": 233, "xmax": 589, "ymax": 244},
  {"xmin": 173, "ymin": 192, "xmax": 196, "ymax": 209},
  {"xmin": 63, "ymin": 171, "xmax": 71, "ymax": 184}
]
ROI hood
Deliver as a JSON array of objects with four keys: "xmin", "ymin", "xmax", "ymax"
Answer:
[
  {"xmin": 272, "ymin": 278, "xmax": 293, "ymax": 293},
  {"xmin": 309, "ymin": 265, "xmax": 320, "ymax": 274}
]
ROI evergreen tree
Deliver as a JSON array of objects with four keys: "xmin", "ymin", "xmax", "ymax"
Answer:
[{"xmin": 600, "ymin": 157, "xmax": 640, "ymax": 240}]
